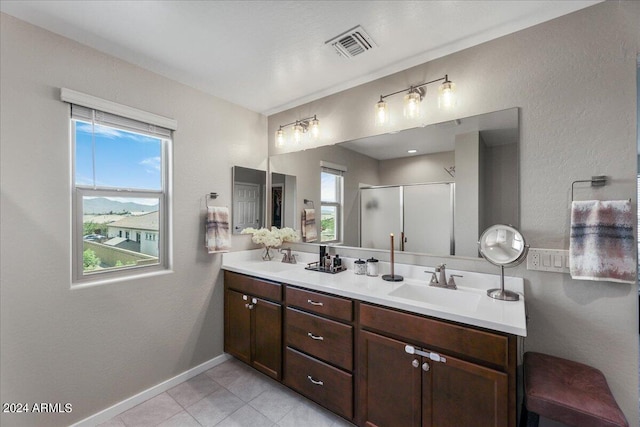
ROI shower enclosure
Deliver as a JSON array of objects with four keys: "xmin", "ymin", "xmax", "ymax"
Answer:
[{"xmin": 360, "ymin": 182, "xmax": 454, "ymax": 255}]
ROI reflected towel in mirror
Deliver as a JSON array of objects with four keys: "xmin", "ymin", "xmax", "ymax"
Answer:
[
  {"xmin": 569, "ymin": 200, "xmax": 635, "ymax": 284},
  {"xmin": 206, "ymin": 206, "xmax": 231, "ymax": 253},
  {"xmin": 302, "ymin": 208, "xmax": 317, "ymax": 242}
]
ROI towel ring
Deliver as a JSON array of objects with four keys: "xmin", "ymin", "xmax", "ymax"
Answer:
[{"xmin": 205, "ymin": 192, "xmax": 218, "ymax": 208}]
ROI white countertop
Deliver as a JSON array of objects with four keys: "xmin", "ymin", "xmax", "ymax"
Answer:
[{"xmin": 222, "ymin": 250, "xmax": 527, "ymax": 337}]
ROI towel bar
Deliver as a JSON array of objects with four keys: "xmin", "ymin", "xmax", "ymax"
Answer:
[{"xmin": 570, "ymin": 176, "xmax": 606, "ymax": 202}]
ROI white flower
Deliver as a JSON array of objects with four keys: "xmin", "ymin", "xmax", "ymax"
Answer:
[{"xmin": 241, "ymin": 226, "xmax": 300, "ymax": 247}]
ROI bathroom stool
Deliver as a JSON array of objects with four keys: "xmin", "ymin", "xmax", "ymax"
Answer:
[{"xmin": 520, "ymin": 352, "xmax": 628, "ymax": 427}]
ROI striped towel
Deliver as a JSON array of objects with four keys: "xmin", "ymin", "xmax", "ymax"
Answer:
[
  {"xmin": 206, "ymin": 206, "xmax": 231, "ymax": 253},
  {"xmin": 570, "ymin": 200, "xmax": 635, "ymax": 284},
  {"xmin": 301, "ymin": 208, "xmax": 317, "ymax": 243}
]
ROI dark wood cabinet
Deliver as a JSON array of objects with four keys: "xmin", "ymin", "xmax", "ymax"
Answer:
[
  {"xmin": 358, "ymin": 330, "xmax": 422, "ymax": 427},
  {"xmin": 224, "ymin": 271, "xmax": 282, "ymax": 379},
  {"xmin": 358, "ymin": 303, "xmax": 514, "ymax": 427},
  {"xmin": 223, "ymin": 270, "xmax": 518, "ymax": 427},
  {"xmin": 284, "ymin": 286, "xmax": 355, "ymax": 421}
]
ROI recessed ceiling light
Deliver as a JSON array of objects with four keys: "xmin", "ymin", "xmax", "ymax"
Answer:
[{"xmin": 408, "ymin": 149, "xmax": 417, "ymax": 154}]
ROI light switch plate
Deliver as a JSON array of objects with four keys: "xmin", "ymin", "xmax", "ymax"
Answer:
[{"xmin": 526, "ymin": 248, "xmax": 570, "ymax": 273}]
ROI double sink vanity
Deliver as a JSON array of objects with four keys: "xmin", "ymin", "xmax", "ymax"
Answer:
[{"xmin": 222, "ymin": 250, "xmax": 526, "ymax": 427}]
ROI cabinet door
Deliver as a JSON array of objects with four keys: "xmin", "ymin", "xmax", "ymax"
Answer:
[
  {"xmin": 225, "ymin": 289, "xmax": 251, "ymax": 365},
  {"xmin": 358, "ymin": 330, "xmax": 421, "ymax": 427},
  {"xmin": 252, "ymin": 297, "xmax": 282, "ymax": 379},
  {"xmin": 423, "ymin": 354, "xmax": 508, "ymax": 427}
]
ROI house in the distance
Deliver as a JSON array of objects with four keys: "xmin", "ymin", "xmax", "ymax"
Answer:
[{"xmin": 106, "ymin": 211, "xmax": 159, "ymax": 257}]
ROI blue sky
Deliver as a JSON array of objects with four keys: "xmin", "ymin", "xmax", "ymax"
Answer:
[{"xmin": 75, "ymin": 120, "xmax": 162, "ymax": 191}]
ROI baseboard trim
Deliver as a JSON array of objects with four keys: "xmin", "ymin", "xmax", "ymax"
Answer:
[{"xmin": 70, "ymin": 353, "xmax": 232, "ymax": 427}]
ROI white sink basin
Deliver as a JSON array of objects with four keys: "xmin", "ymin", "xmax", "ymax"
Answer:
[
  {"xmin": 243, "ymin": 261, "xmax": 296, "ymax": 274},
  {"xmin": 388, "ymin": 283, "xmax": 481, "ymax": 311}
]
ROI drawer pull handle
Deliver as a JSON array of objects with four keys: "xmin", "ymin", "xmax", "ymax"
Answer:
[
  {"xmin": 307, "ymin": 299, "xmax": 324, "ymax": 306},
  {"xmin": 307, "ymin": 332, "xmax": 324, "ymax": 341},
  {"xmin": 307, "ymin": 375, "xmax": 324, "ymax": 386}
]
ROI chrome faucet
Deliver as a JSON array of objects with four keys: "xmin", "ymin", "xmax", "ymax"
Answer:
[
  {"xmin": 425, "ymin": 264, "xmax": 462, "ymax": 290},
  {"xmin": 280, "ymin": 247, "xmax": 297, "ymax": 264}
]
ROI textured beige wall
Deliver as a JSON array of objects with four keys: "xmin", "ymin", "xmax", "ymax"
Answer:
[
  {"xmin": 270, "ymin": 2, "xmax": 640, "ymax": 425},
  {"xmin": 0, "ymin": 13, "xmax": 266, "ymax": 427}
]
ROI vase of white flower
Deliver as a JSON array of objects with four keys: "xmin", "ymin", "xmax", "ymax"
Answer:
[{"xmin": 241, "ymin": 227, "xmax": 300, "ymax": 261}]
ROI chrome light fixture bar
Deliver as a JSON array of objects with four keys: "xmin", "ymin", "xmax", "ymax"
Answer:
[
  {"xmin": 275, "ymin": 115, "xmax": 320, "ymax": 147},
  {"xmin": 375, "ymin": 75, "xmax": 456, "ymax": 126}
]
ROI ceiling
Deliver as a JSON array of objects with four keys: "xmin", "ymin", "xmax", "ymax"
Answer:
[
  {"xmin": 0, "ymin": 1, "xmax": 601, "ymax": 116},
  {"xmin": 341, "ymin": 108, "xmax": 518, "ymax": 160}
]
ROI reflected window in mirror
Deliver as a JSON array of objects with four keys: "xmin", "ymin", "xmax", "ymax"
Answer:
[{"xmin": 320, "ymin": 166, "xmax": 344, "ymax": 243}]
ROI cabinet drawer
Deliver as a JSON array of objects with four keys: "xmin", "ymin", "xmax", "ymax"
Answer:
[
  {"xmin": 360, "ymin": 303, "xmax": 509, "ymax": 369},
  {"xmin": 284, "ymin": 347, "xmax": 353, "ymax": 420},
  {"xmin": 286, "ymin": 308, "xmax": 353, "ymax": 371},
  {"xmin": 286, "ymin": 286, "xmax": 352, "ymax": 322},
  {"xmin": 224, "ymin": 271, "xmax": 282, "ymax": 302}
]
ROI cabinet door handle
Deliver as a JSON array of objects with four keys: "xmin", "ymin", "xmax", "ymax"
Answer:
[
  {"xmin": 422, "ymin": 362, "xmax": 430, "ymax": 372},
  {"xmin": 307, "ymin": 332, "xmax": 324, "ymax": 341},
  {"xmin": 245, "ymin": 303, "xmax": 254, "ymax": 310},
  {"xmin": 412, "ymin": 359, "xmax": 420, "ymax": 368},
  {"xmin": 307, "ymin": 375, "xmax": 324, "ymax": 386},
  {"xmin": 307, "ymin": 299, "xmax": 324, "ymax": 306},
  {"xmin": 405, "ymin": 345, "xmax": 446, "ymax": 364},
  {"xmin": 251, "ymin": 297, "xmax": 257, "ymax": 304}
]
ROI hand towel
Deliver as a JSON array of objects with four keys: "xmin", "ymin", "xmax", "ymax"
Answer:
[
  {"xmin": 302, "ymin": 208, "xmax": 317, "ymax": 243},
  {"xmin": 206, "ymin": 206, "xmax": 231, "ymax": 253},
  {"xmin": 570, "ymin": 200, "xmax": 635, "ymax": 284}
]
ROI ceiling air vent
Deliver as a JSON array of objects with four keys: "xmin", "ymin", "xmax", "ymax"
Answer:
[{"xmin": 325, "ymin": 25, "xmax": 376, "ymax": 59}]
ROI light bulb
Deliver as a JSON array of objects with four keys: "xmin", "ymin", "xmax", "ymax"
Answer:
[
  {"xmin": 438, "ymin": 80, "xmax": 456, "ymax": 109},
  {"xmin": 292, "ymin": 123, "xmax": 304, "ymax": 143},
  {"xmin": 309, "ymin": 117, "xmax": 320, "ymax": 139},
  {"xmin": 403, "ymin": 90, "xmax": 421, "ymax": 119},
  {"xmin": 275, "ymin": 128, "xmax": 285, "ymax": 147},
  {"xmin": 375, "ymin": 99, "xmax": 388, "ymax": 126}
]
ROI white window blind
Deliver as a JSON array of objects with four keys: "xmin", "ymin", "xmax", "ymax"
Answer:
[{"xmin": 71, "ymin": 104, "xmax": 172, "ymax": 139}]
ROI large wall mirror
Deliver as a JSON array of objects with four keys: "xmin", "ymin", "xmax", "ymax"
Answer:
[
  {"xmin": 232, "ymin": 166, "xmax": 266, "ymax": 234},
  {"xmin": 269, "ymin": 107, "xmax": 519, "ymax": 258}
]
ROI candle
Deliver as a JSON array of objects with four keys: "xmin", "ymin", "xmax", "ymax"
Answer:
[{"xmin": 390, "ymin": 233, "xmax": 394, "ymax": 277}]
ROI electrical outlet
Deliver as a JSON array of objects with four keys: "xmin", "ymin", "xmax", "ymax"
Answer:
[
  {"xmin": 526, "ymin": 248, "xmax": 570, "ymax": 273},
  {"xmin": 527, "ymin": 252, "xmax": 540, "ymax": 269}
]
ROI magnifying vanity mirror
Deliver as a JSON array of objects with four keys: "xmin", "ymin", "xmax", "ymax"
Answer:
[
  {"xmin": 231, "ymin": 166, "xmax": 266, "ymax": 234},
  {"xmin": 478, "ymin": 224, "xmax": 528, "ymax": 301},
  {"xmin": 269, "ymin": 107, "xmax": 519, "ymax": 259}
]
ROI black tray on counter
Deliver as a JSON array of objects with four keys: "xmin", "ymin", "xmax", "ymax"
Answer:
[{"xmin": 305, "ymin": 262, "xmax": 347, "ymax": 274}]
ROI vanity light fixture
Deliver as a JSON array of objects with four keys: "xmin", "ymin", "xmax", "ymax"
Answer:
[
  {"xmin": 274, "ymin": 115, "xmax": 320, "ymax": 146},
  {"xmin": 375, "ymin": 74, "xmax": 456, "ymax": 126}
]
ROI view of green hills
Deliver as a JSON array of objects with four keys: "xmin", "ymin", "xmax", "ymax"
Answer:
[{"xmin": 84, "ymin": 197, "xmax": 159, "ymax": 214}]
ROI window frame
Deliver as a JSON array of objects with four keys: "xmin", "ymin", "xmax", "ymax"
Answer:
[
  {"xmin": 68, "ymin": 94, "xmax": 173, "ymax": 285},
  {"xmin": 320, "ymin": 167, "xmax": 344, "ymax": 244}
]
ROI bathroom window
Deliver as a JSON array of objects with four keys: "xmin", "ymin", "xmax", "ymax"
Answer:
[
  {"xmin": 69, "ymin": 99, "xmax": 173, "ymax": 284},
  {"xmin": 320, "ymin": 166, "xmax": 344, "ymax": 243}
]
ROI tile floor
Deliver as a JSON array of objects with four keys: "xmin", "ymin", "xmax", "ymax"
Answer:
[{"xmin": 99, "ymin": 358, "xmax": 355, "ymax": 427}]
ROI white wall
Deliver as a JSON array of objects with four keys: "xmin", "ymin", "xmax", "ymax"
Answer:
[
  {"xmin": 0, "ymin": 13, "xmax": 266, "ymax": 427},
  {"xmin": 454, "ymin": 131, "xmax": 482, "ymax": 257},
  {"xmin": 269, "ymin": 2, "xmax": 640, "ymax": 425},
  {"xmin": 378, "ymin": 151, "xmax": 454, "ymax": 185}
]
